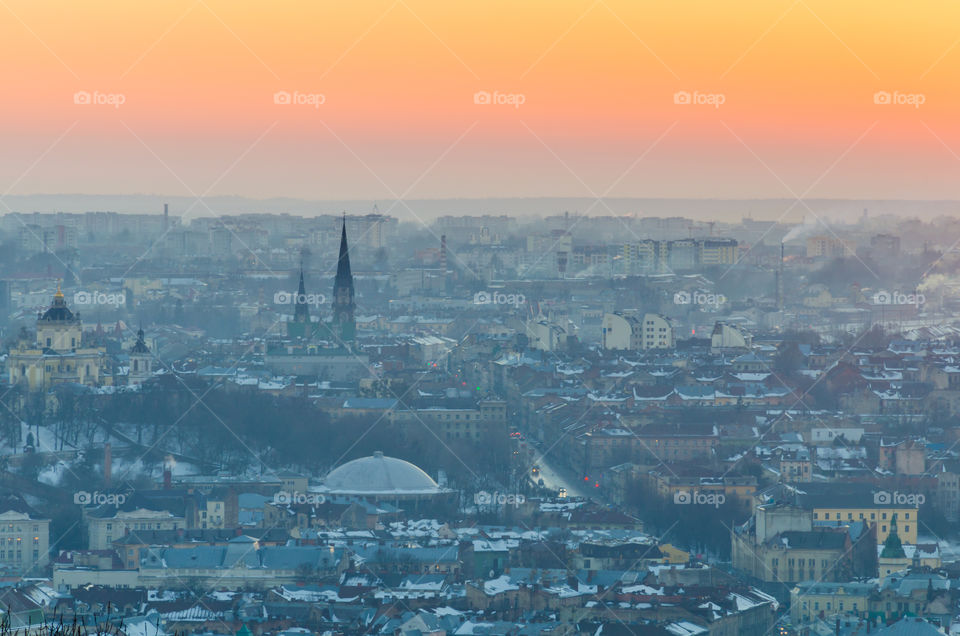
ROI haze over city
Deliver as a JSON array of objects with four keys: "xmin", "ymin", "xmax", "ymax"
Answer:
[{"xmin": 3, "ymin": 3, "xmax": 960, "ymax": 636}]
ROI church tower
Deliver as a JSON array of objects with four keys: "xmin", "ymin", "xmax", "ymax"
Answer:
[
  {"xmin": 286, "ymin": 262, "xmax": 312, "ymax": 339},
  {"xmin": 128, "ymin": 327, "xmax": 152, "ymax": 385},
  {"xmin": 332, "ymin": 217, "xmax": 356, "ymax": 342}
]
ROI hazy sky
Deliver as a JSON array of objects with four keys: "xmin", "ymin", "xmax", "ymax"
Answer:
[{"xmin": 3, "ymin": 1, "xmax": 960, "ymax": 202}]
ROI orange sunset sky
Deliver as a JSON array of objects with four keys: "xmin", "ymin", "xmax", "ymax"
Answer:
[{"xmin": 2, "ymin": 0, "xmax": 960, "ymax": 204}]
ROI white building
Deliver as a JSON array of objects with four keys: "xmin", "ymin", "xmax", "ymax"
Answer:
[
  {"xmin": 601, "ymin": 312, "xmax": 674, "ymax": 350},
  {"xmin": 711, "ymin": 322, "xmax": 752, "ymax": 353},
  {"xmin": 86, "ymin": 508, "xmax": 185, "ymax": 550},
  {"xmin": 0, "ymin": 510, "xmax": 50, "ymax": 574}
]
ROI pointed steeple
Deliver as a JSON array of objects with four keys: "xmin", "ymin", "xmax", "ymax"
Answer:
[
  {"xmin": 880, "ymin": 514, "xmax": 906, "ymax": 559},
  {"xmin": 131, "ymin": 325, "xmax": 150, "ymax": 354},
  {"xmin": 332, "ymin": 215, "xmax": 356, "ymax": 342},
  {"xmin": 336, "ymin": 215, "xmax": 353, "ymax": 284},
  {"xmin": 293, "ymin": 259, "xmax": 310, "ymax": 324}
]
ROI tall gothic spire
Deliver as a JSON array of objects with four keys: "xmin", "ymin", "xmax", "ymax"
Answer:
[
  {"xmin": 293, "ymin": 260, "xmax": 310, "ymax": 324},
  {"xmin": 332, "ymin": 215, "xmax": 356, "ymax": 342}
]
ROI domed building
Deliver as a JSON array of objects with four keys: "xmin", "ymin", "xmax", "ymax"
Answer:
[
  {"xmin": 7, "ymin": 285, "xmax": 106, "ymax": 391},
  {"xmin": 317, "ymin": 451, "xmax": 452, "ymax": 508}
]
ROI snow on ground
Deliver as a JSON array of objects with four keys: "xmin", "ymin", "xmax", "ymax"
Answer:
[{"xmin": 37, "ymin": 461, "xmax": 71, "ymax": 487}]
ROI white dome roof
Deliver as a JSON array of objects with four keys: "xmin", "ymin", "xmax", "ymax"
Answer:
[{"xmin": 321, "ymin": 451, "xmax": 442, "ymax": 495}]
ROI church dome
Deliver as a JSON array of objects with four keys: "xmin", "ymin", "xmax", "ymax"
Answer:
[
  {"xmin": 40, "ymin": 284, "xmax": 76, "ymax": 322},
  {"xmin": 321, "ymin": 451, "xmax": 441, "ymax": 495}
]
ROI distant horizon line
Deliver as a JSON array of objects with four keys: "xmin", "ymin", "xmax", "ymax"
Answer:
[
  {"xmin": 2, "ymin": 194, "xmax": 958, "ymax": 223},
  {"xmin": 6, "ymin": 194, "xmax": 960, "ymax": 203}
]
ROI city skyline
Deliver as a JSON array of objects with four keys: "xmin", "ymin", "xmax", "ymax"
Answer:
[{"xmin": 2, "ymin": 4, "xmax": 960, "ymax": 634}]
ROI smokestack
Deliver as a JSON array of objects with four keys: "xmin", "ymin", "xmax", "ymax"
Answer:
[
  {"xmin": 104, "ymin": 443, "xmax": 112, "ymax": 487},
  {"xmin": 163, "ymin": 203, "xmax": 169, "ymax": 231},
  {"xmin": 777, "ymin": 242, "xmax": 785, "ymax": 311},
  {"xmin": 440, "ymin": 234, "xmax": 447, "ymax": 273},
  {"xmin": 163, "ymin": 455, "xmax": 174, "ymax": 489}
]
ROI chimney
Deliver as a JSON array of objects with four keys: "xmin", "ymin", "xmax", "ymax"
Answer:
[
  {"xmin": 104, "ymin": 443, "xmax": 112, "ymax": 487},
  {"xmin": 440, "ymin": 234, "xmax": 447, "ymax": 273},
  {"xmin": 777, "ymin": 242, "xmax": 785, "ymax": 311},
  {"xmin": 163, "ymin": 203, "xmax": 169, "ymax": 231},
  {"xmin": 163, "ymin": 454, "xmax": 174, "ymax": 489}
]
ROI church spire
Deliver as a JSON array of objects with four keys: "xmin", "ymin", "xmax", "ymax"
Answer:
[
  {"xmin": 880, "ymin": 513, "xmax": 906, "ymax": 559},
  {"xmin": 293, "ymin": 259, "xmax": 310, "ymax": 324},
  {"xmin": 332, "ymin": 215, "xmax": 356, "ymax": 342}
]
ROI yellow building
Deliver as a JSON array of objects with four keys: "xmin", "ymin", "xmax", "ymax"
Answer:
[
  {"xmin": 698, "ymin": 238, "xmax": 738, "ymax": 266},
  {"xmin": 812, "ymin": 505, "xmax": 917, "ymax": 544},
  {"xmin": 7, "ymin": 286, "xmax": 105, "ymax": 391},
  {"xmin": 790, "ymin": 582, "xmax": 874, "ymax": 624},
  {"xmin": 650, "ymin": 473, "xmax": 757, "ymax": 506},
  {"xmin": 658, "ymin": 543, "xmax": 690, "ymax": 564}
]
